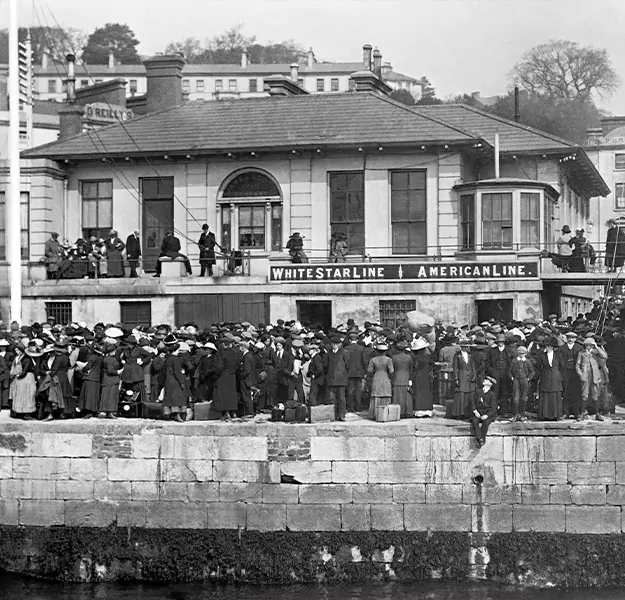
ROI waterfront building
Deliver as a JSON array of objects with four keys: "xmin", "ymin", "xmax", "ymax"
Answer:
[{"xmin": 12, "ymin": 49, "xmax": 607, "ymax": 328}]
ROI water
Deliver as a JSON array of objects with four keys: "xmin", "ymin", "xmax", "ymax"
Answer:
[{"xmin": 3, "ymin": 575, "xmax": 625, "ymax": 600}]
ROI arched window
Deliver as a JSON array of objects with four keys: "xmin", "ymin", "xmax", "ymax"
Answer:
[{"xmin": 218, "ymin": 169, "xmax": 282, "ymax": 253}]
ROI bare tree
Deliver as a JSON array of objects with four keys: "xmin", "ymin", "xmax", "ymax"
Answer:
[{"xmin": 510, "ymin": 39, "xmax": 619, "ymax": 102}]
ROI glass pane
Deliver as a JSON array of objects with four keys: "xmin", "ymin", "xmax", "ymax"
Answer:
[
  {"xmin": 492, "ymin": 196, "xmax": 502, "ymax": 220},
  {"xmin": 271, "ymin": 206, "xmax": 282, "ymax": 252},
  {"xmin": 347, "ymin": 173, "xmax": 363, "ymax": 192},
  {"xmin": 347, "ymin": 192, "xmax": 364, "ymax": 221},
  {"xmin": 252, "ymin": 231, "xmax": 265, "ymax": 248},
  {"xmin": 409, "ymin": 222, "xmax": 427, "ymax": 253},
  {"xmin": 392, "ymin": 191, "xmax": 408, "ymax": 221},
  {"xmin": 83, "ymin": 200, "xmax": 97, "ymax": 228},
  {"xmin": 100, "ymin": 199, "xmax": 112, "ymax": 227},
  {"xmin": 82, "ymin": 182, "xmax": 98, "ymax": 199},
  {"xmin": 391, "ymin": 172, "xmax": 408, "ymax": 191},
  {"xmin": 409, "ymin": 190, "xmax": 426, "ymax": 221},
  {"xmin": 223, "ymin": 172, "xmax": 279, "ymax": 198},
  {"xmin": 482, "ymin": 195, "xmax": 492, "ymax": 220},
  {"xmin": 408, "ymin": 171, "xmax": 426, "ymax": 189},
  {"xmin": 221, "ymin": 209, "xmax": 231, "ymax": 250},
  {"xmin": 348, "ymin": 223, "xmax": 365, "ymax": 254},
  {"xmin": 239, "ymin": 206, "xmax": 252, "ymax": 227},
  {"xmin": 483, "ymin": 223, "xmax": 492, "ymax": 247},
  {"xmin": 20, "ymin": 201, "xmax": 28, "ymax": 230},
  {"xmin": 272, "ymin": 205, "xmax": 282, "ymax": 220},
  {"xmin": 503, "ymin": 227, "xmax": 513, "ymax": 247},
  {"xmin": 239, "ymin": 228, "xmax": 253, "ymax": 247},
  {"xmin": 331, "ymin": 192, "xmax": 346, "ymax": 222},
  {"xmin": 98, "ymin": 181, "xmax": 112, "ymax": 198},
  {"xmin": 222, "ymin": 208, "xmax": 231, "ymax": 225},
  {"xmin": 141, "ymin": 179, "xmax": 158, "ymax": 198},
  {"xmin": 330, "ymin": 173, "xmax": 346, "ymax": 191},
  {"xmin": 20, "ymin": 231, "xmax": 28, "ymax": 259},
  {"xmin": 502, "ymin": 193, "xmax": 512, "ymax": 220},
  {"xmin": 158, "ymin": 178, "xmax": 174, "ymax": 197},
  {"xmin": 392, "ymin": 223, "xmax": 409, "ymax": 253},
  {"xmin": 252, "ymin": 206, "xmax": 264, "ymax": 227}
]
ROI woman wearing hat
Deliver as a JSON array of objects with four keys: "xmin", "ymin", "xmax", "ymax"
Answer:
[
  {"xmin": 569, "ymin": 229, "xmax": 588, "ymax": 273},
  {"xmin": 451, "ymin": 338, "xmax": 477, "ymax": 419},
  {"xmin": 213, "ymin": 338, "xmax": 239, "ymax": 420},
  {"xmin": 196, "ymin": 342, "xmax": 220, "ymax": 403},
  {"xmin": 410, "ymin": 337, "xmax": 433, "ymax": 418},
  {"xmin": 470, "ymin": 376, "xmax": 498, "ymax": 447},
  {"xmin": 9, "ymin": 344, "xmax": 37, "ymax": 420},
  {"xmin": 163, "ymin": 342, "xmax": 191, "ymax": 423},
  {"xmin": 99, "ymin": 344, "xmax": 121, "ymax": 419},
  {"xmin": 41, "ymin": 341, "xmax": 74, "ymax": 419},
  {"xmin": 366, "ymin": 342, "xmax": 394, "ymax": 420},
  {"xmin": 78, "ymin": 344, "xmax": 103, "ymax": 419},
  {"xmin": 391, "ymin": 341, "xmax": 413, "ymax": 417},
  {"xmin": 556, "ymin": 225, "xmax": 573, "ymax": 273},
  {"xmin": 105, "ymin": 230, "xmax": 125, "ymax": 278},
  {"xmin": 536, "ymin": 336, "xmax": 564, "ymax": 421},
  {"xmin": 120, "ymin": 336, "xmax": 148, "ymax": 405}
]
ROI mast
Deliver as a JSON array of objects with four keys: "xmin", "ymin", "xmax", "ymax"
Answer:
[{"xmin": 8, "ymin": 0, "xmax": 22, "ymax": 324}]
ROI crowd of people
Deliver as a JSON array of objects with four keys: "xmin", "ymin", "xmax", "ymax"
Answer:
[{"xmin": 0, "ymin": 301, "xmax": 621, "ymax": 448}]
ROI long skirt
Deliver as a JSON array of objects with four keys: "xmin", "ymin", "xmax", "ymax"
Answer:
[
  {"xmin": 107, "ymin": 250, "xmax": 124, "ymax": 277},
  {"xmin": 414, "ymin": 382, "xmax": 434, "ymax": 416},
  {"xmin": 369, "ymin": 395, "xmax": 391, "ymax": 420},
  {"xmin": 99, "ymin": 384, "xmax": 119, "ymax": 413},
  {"xmin": 10, "ymin": 373, "xmax": 36, "ymax": 414},
  {"xmin": 79, "ymin": 380, "xmax": 100, "ymax": 413},
  {"xmin": 538, "ymin": 391, "xmax": 563, "ymax": 420},
  {"xmin": 392, "ymin": 385, "xmax": 412, "ymax": 416},
  {"xmin": 450, "ymin": 391, "xmax": 473, "ymax": 418}
]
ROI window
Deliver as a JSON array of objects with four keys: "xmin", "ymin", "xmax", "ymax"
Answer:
[
  {"xmin": 239, "ymin": 205, "xmax": 265, "ymax": 248},
  {"xmin": 45, "ymin": 302, "xmax": 72, "ymax": 325},
  {"xmin": 81, "ymin": 180, "xmax": 113, "ymax": 241},
  {"xmin": 249, "ymin": 78, "xmax": 257, "ymax": 93},
  {"xmin": 616, "ymin": 183, "xmax": 625, "ymax": 210},
  {"xmin": 229, "ymin": 79, "xmax": 237, "ymax": 91},
  {"xmin": 330, "ymin": 172, "xmax": 364, "ymax": 255},
  {"xmin": 520, "ymin": 192, "xmax": 540, "ymax": 247},
  {"xmin": 47, "ymin": 79, "xmax": 57, "ymax": 93},
  {"xmin": 482, "ymin": 192, "xmax": 512, "ymax": 248},
  {"xmin": 379, "ymin": 299, "xmax": 416, "ymax": 329},
  {"xmin": 80, "ymin": 79, "xmax": 89, "ymax": 88},
  {"xmin": 182, "ymin": 79, "xmax": 190, "ymax": 93},
  {"xmin": 129, "ymin": 79, "xmax": 138, "ymax": 94},
  {"xmin": 221, "ymin": 207, "xmax": 231, "ymax": 251},
  {"xmin": 316, "ymin": 78, "xmax": 325, "ymax": 92},
  {"xmin": 215, "ymin": 79, "xmax": 223, "ymax": 91},
  {"xmin": 391, "ymin": 171, "xmax": 426, "ymax": 254},
  {"xmin": 616, "ymin": 154, "xmax": 625, "ymax": 170},
  {"xmin": 120, "ymin": 301, "xmax": 151, "ymax": 328},
  {"xmin": 196, "ymin": 79, "xmax": 204, "ymax": 92},
  {"xmin": 544, "ymin": 196, "xmax": 555, "ymax": 247},
  {"xmin": 271, "ymin": 205, "xmax": 282, "ymax": 251},
  {"xmin": 331, "ymin": 78, "xmax": 339, "ymax": 91},
  {"xmin": 0, "ymin": 191, "xmax": 29, "ymax": 260},
  {"xmin": 460, "ymin": 194, "xmax": 475, "ymax": 250}
]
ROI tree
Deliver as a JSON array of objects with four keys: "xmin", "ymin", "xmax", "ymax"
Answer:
[
  {"xmin": 164, "ymin": 37, "xmax": 204, "ymax": 62},
  {"xmin": 82, "ymin": 23, "xmax": 141, "ymax": 65},
  {"xmin": 446, "ymin": 93, "xmax": 483, "ymax": 108},
  {"xmin": 0, "ymin": 26, "xmax": 87, "ymax": 65},
  {"xmin": 510, "ymin": 39, "xmax": 620, "ymax": 102},
  {"xmin": 247, "ymin": 41, "xmax": 307, "ymax": 64},
  {"xmin": 206, "ymin": 24, "xmax": 255, "ymax": 64},
  {"xmin": 415, "ymin": 76, "xmax": 442, "ymax": 105},
  {"xmin": 389, "ymin": 89, "xmax": 415, "ymax": 106}
]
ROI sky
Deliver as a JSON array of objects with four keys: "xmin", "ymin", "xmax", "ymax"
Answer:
[{"xmin": 6, "ymin": 0, "xmax": 625, "ymax": 114}]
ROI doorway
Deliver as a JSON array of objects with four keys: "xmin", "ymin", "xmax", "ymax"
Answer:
[
  {"xmin": 476, "ymin": 299, "xmax": 513, "ymax": 323},
  {"xmin": 142, "ymin": 178, "xmax": 174, "ymax": 271},
  {"xmin": 297, "ymin": 300, "xmax": 332, "ymax": 330}
]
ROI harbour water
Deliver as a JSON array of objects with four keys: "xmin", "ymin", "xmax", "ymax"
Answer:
[{"xmin": 3, "ymin": 575, "xmax": 625, "ymax": 600}]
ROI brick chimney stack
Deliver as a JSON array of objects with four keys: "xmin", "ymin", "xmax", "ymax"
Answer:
[
  {"xmin": 290, "ymin": 63, "xmax": 299, "ymax": 83},
  {"xmin": 307, "ymin": 48, "xmax": 315, "ymax": 68},
  {"xmin": 362, "ymin": 44, "xmax": 372, "ymax": 71},
  {"xmin": 108, "ymin": 52, "xmax": 115, "ymax": 69},
  {"xmin": 241, "ymin": 50, "xmax": 248, "ymax": 68},
  {"xmin": 143, "ymin": 54, "xmax": 185, "ymax": 114},
  {"xmin": 373, "ymin": 48, "xmax": 382, "ymax": 77}
]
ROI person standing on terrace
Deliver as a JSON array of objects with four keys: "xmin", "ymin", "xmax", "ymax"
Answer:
[{"xmin": 556, "ymin": 225, "xmax": 573, "ymax": 272}]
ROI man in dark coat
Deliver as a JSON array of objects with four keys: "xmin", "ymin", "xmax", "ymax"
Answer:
[
  {"xmin": 198, "ymin": 224, "xmax": 218, "ymax": 277},
  {"xmin": 485, "ymin": 334, "xmax": 514, "ymax": 417},
  {"xmin": 470, "ymin": 376, "xmax": 498, "ymax": 447},
  {"xmin": 605, "ymin": 219, "xmax": 625, "ymax": 272},
  {"xmin": 557, "ymin": 331, "xmax": 583, "ymax": 418},
  {"xmin": 125, "ymin": 230, "xmax": 142, "ymax": 278},
  {"xmin": 275, "ymin": 337, "xmax": 295, "ymax": 404},
  {"xmin": 239, "ymin": 341, "xmax": 257, "ymax": 417},
  {"xmin": 307, "ymin": 344, "xmax": 325, "ymax": 406},
  {"xmin": 154, "ymin": 231, "xmax": 192, "ymax": 277},
  {"xmin": 326, "ymin": 335, "xmax": 350, "ymax": 421},
  {"xmin": 344, "ymin": 333, "xmax": 365, "ymax": 412}
]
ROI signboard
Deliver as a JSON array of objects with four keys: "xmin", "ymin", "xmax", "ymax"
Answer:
[
  {"xmin": 584, "ymin": 136, "xmax": 625, "ymax": 147},
  {"xmin": 269, "ymin": 261, "xmax": 540, "ymax": 282},
  {"xmin": 84, "ymin": 102, "xmax": 133, "ymax": 124}
]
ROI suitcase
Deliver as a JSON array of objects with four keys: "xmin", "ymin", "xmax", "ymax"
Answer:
[
  {"xmin": 309, "ymin": 404, "xmax": 335, "ymax": 423},
  {"xmin": 194, "ymin": 401, "xmax": 222, "ymax": 421},
  {"xmin": 294, "ymin": 405, "xmax": 307, "ymax": 422},
  {"xmin": 142, "ymin": 401, "xmax": 164, "ymax": 419},
  {"xmin": 376, "ymin": 404, "xmax": 401, "ymax": 422},
  {"xmin": 271, "ymin": 408, "xmax": 284, "ymax": 422},
  {"xmin": 284, "ymin": 408, "xmax": 296, "ymax": 423}
]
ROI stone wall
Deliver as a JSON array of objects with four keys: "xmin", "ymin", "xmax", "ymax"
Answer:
[{"xmin": 2, "ymin": 419, "xmax": 625, "ymax": 584}]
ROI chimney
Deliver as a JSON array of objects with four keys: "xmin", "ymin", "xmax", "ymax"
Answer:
[
  {"xmin": 362, "ymin": 44, "xmax": 372, "ymax": 71},
  {"xmin": 373, "ymin": 48, "xmax": 382, "ymax": 77},
  {"xmin": 381, "ymin": 61, "xmax": 392, "ymax": 76},
  {"xmin": 290, "ymin": 63, "xmax": 299, "ymax": 83},
  {"xmin": 350, "ymin": 69, "xmax": 392, "ymax": 96},
  {"xmin": 241, "ymin": 50, "xmax": 248, "ymax": 68},
  {"xmin": 76, "ymin": 78, "xmax": 128, "ymax": 107},
  {"xmin": 59, "ymin": 106, "xmax": 84, "ymax": 139},
  {"xmin": 108, "ymin": 52, "xmax": 115, "ymax": 69},
  {"xmin": 65, "ymin": 53, "xmax": 76, "ymax": 104},
  {"xmin": 143, "ymin": 54, "xmax": 185, "ymax": 113},
  {"xmin": 514, "ymin": 86, "xmax": 520, "ymax": 122},
  {"xmin": 265, "ymin": 74, "xmax": 308, "ymax": 96},
  {"xmin": 307, "ymin": 48, "xmax": 315, "ymax": 68},
  {"xmin": 41, "ymin": 49, "xmax": 49, "ymax": 69}
]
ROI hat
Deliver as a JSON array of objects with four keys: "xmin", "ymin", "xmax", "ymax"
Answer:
[
  {"xmin": 376, "ymin": 343, "xmax": 389, "ymax": 351},
  {"xmin": 458, "ymin": 338, "xmax": 471, "ymax": 346},
  {"xmin": 411, "ymin": 337, "xmax": 429, "ymax": 351},
  {"xmin": 274, "ymin": 336, "xmax": 286, "ymax": 345},
  {"xmin": 0, "ymin": 339, "xmax": 9, "ymax": 347},
  {"xmin": 291, "ymin": 339, "xmax": 305, "ymax": 348},
  {"xmin": 203, "ymin": 342, "xmax": 218, "ymax": 352},
  {"xmin": 483, "ymin": 376, "xmax": 496, "ymax": 386},
  {"xmin": 348, "ymin": 332, "xmax": 359, "ymax": 341},
  {"xmin": 565, "ymin": 332, "xmax": 578, "ymax": 339},
  {"xmin": 495, "ymin": 334, "xmax": 507, "ymax": 343},
  {"xmin": 584, "ymin": 337, "xmax": 596, "ymax": 346},
  {"xmin": 395, "ymin": 340, "xmax": 409, "ymax": 350},
  {"xmin": 517, "ymin": 346, "xmax": 528, "ymax": 354},
  {"xmin": 104, "ymin": 327, "xmax": 124, "ymax": 339},
  {"xmin": 561, "ymin": 225, "xmax": 571, "ymax": 234},
  {"xmin": 109, "ymin": 229, "xmax": 117, "ymax": 235},
  {"xmin": 329, "ymin": 335, "xmax": 342, "ymax": 344},
  {"xmin": 546, "ymin": 336, "xmax": 560, "ymax": 347},
  {"xmin": 164, "ymin": 333, "xmax": 178, "ymax": 345},
  {"xmin": 239, "ymin": 340, "xmax": 250, "ymax": 350}
]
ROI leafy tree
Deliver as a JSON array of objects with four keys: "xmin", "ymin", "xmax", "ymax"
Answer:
[
  {"xmin": 82, "ymin": 23, "xmax": 141, "ymax": 65},
  {"xmin": 446, "ymin": 93, "xmax": 483, "ymax": 107},
  {"xmin": 389, "ymin": 89, "xmax": 415, "ymax": 106},
  {"xmin": 247, "ymin": 41, "xmax": 307, "ymax": 64},
  {"xmin": 510, "ymin": 39, "xmax": 619, "ymax": 102},
  {"xmin": 415, "ymin": 76, "xmax": 442, "ymax": 105},
  {"xmin": 206, "ymin": 24, "xmax": 255, "ymax": 64},
  {"xmin": 164, "ymin": 37, "xmax": 204, "ymax": 62},
  {"xmin": 0, "ymin": 26, "xmax": 86, "ymax": 65}
]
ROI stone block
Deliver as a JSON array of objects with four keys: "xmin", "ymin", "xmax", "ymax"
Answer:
[
  {"xmin": 463, "ymin": 483, "xmax": 521, "ymax": 505},
  {"xmin": 299, "ymin": 484, "xmax": 352, "ymax": 504},
  {"xmin": 69, "ymin": 459, "xmax": 107, "ymax": 481},
  {"xmin": 0, "ymin": 480, "xmax": 33, "ymax": 499},
  {"xmin": 0, "ymin": 499, "xmax": 18, "ymax": 525},
  {"xmin": 332, "ymin": 461, "xmax": 368, "ymax": 483},
  {"xmin": 172, "ymin": 436, "xmax": 267, "ymax": 461},
  {"xmin": 371, "ymin": 504, "xmax": 404, "ymax": 530},
  {"xmin": 94, "ymin": 481, "xmax": 132, "ymax": 501},
  {"xmin": 0, "ymin": 433, "xmax": 31, "ymax": 456},
  {"xmin": 108, "ymin": 459, "xmax": 159, "ymax": 481},
  {"xmin": 550, "ymin": 485, "xmax": 572, "ymax": 504},
  {"xmin": 341, "ymin": 504, "xmax": 370, "ymax": 531},
  {"xmin": 511, "ymin": 462, "xmax": 567, "ymax": 485},
  {"xmin": 415, "ymin": 438, "xmax": 451, "ymax": 462},
  {"xmin": 280, "ymin": 461, "xmax": 332, "ymax": 484},
  {"xmin": 213, "ymin": 461, "xmax": 279, "ymax": 483},
  {"xmin": 65, "ymin": 501, "xmax": 117, "ymax": 527},
  {"xmin": 286, "ymin": 505, "xmax": 341, "ymax": 531},
  {"xmin": 158, "ymin": 482, "xmax": 188, "ymax": 502},
  {"xmin": 607, "ymin": 485, "xmax": 625, "ymax": 505},
  {"xmin": 391, "ymin": 484, "xmax": 425, "ymax": 503},
  {"xmin": 206, "ymin": 502, "xmax": 247, "ymax": 529},
  {"xmin": 513, "ymin": 505, "xmax": 565, "ymax": 532},
  {"xmin": 116, "ymin": 501, "xmax": 147, "ymax": 528},
  {"xmin": 450, "ymin": 436, "xmax": 503, "ymax": 461},
  {"xmin": 368, "ymin": 462, "xmax": 427, "ymax": 484},
  {"xmin": 160, "ymin": 460, "xmax": 200, "ymax": 482},
  {"xmin": 353, "ymin": 484, "xmax": 393, "ymax": 504},
  {"xmin": 384, "ymin": 438, "xmax": 416, "ymax": 461},
  {"xmin": 219, "ymin": 482, "xmax": 263, "ymax": 503},
  {"xmin": 503, "ymin": 436, "xmax": 544, "ymax": 463},
  {"xmin": 131, "ymin": 482, "xmax": 160, "ymax": 501},
  {"xmin": 404, "ymin": 503, "xmax": 471, "ymax": 531},
  {"xmin": 261, "ymin": 484, "xmax": 299, "ymax": 504},
  {"xmin": 247, "ymin": 504, "xmax": 286, "ymax": 532},
  {"xmin": 426, "ymin": 484, "xmax": 463, "ymax": 503},
  {"xmin": 13, "ymin": 457, "xmax": 69, "ymax": 480},
  {"xmin": 19, "ymin": 499, "xmax": 65, "ymax": 526},
  {"xmin": 570, "ymin": 485, "xmax": 606, "ymax": 505},
  {"xmin": 615, "ymin": 462, "xmax": 625, "ymax": 484},
  {"xmin": 186, "ymin": 460, "xmax": 214, "ymax": 482},
  {"xmin": 132, "ymin": 434, "xmax": 175, "ymax": 459},
  {"xmin": 187, "ymin": 482, "xmax": 220, "ymax": 502},
  {"xmin": 597, "ymin": 438, "xmax": 625, "ymax": 462},
  {"xmin": 311, "ymin": 437, "xmax": 384, "ymax": 461},
  {"xmin": 566, "ymin": 506, "xmax": 621, "ymax": 534},
  {"xmin": 472, "ymin": 505, "xmax": 513, "ymax": 533},
  {"xmin": 55, "ymin": 481, "xmax": 94, "ymax": 500},
  {"xmin": 146, "ymin": 502, "xmax": 207, "ymax": 529},
  {"xmin": 30, "ymin": 433, "xmax": 92, "ymax": 458},
  {"xmin": 520, "ymin": 485, "xmax": 550, "ymax": 505},
  {"xmin": 543, "ymin": 437, "xmax": 596, "ymax": 462},
  {"xmin": 569, "ymin": 462, "xmax": 614, "ymax": 485}
]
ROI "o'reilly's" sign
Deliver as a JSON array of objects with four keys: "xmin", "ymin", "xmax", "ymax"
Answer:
[
  {"xmin": 270, "ymin": 261, "xmax": 539, "ymax": 282},
  {"xmin": 84, "ymin": 102, "xmax": 134, "ymax": 124}
]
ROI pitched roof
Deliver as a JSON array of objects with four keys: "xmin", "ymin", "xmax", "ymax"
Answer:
[{"xmin": 22, "ymin": 93, "xmax": 479, "ymax": 160}]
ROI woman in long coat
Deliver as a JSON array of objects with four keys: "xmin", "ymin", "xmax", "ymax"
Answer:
[
  {"xmin": 79, "ymin": 345, "xmax": 103, "ymax": 418},
  {"xmin": 99, "ymin": 344, "xmax": 120, "ymax": 418},
  {"xmin": 411, "ymin": 338, "xmax": 433, "ymax": 417},
  {"xmin": 9, "ymin": 345, "xmax": 37, "ymax": 419},
  {"xmin": 196, "ymin": 342, "xmax": 220, "ymax": 402},
  {"xmin": 49, "ymin": 342, "xmax": 74, "ymax": 417},
  {"xmin": 213, "ymin": 341, "xmax": 239, "ymax": 419},
  {"xmin": 391, "ymin": 342, "xmax": 413, "ymax": 417},
  {"xmin": 163, "ymin": 344, "xmax": 191, "ymax": 422},
  {"xmin": 120, "ymin": 337, "xmax": 148, "ymax": 404},
  {"xmin": 105, "ymin": 230, "xmax": 125, "ymax": 278},
  {"xmin": 367, "ymin": 343, "xmax": 394, "ymax": 420},
  {"xmin": 537, "ymin": 337, "xmax": 563, "ymax": 420},
  {"xmin": 451, "ymin": 338, "xmax": 477, "ymax": 419}
]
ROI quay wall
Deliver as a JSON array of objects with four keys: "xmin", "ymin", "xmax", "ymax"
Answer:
[{"xmin": 2, "ymin": 419, "xmax": 625, "ymax": 586}]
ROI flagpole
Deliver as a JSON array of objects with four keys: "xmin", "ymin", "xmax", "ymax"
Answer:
[{"xmin": 8, "ymin": 0, "xmax": 22, "ymax": 325}]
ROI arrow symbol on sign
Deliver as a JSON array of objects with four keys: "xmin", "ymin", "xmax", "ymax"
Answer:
[{"xmin": 398, "ymin": 265, "xmax": 403, "ymax": 279}]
